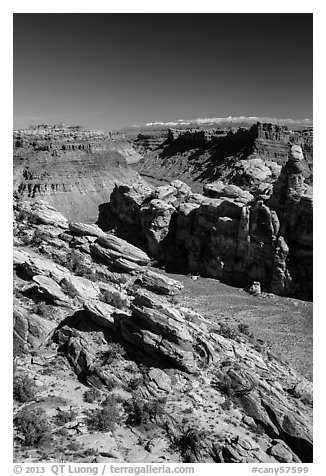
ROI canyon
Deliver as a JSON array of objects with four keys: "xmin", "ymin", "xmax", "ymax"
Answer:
[
  {"xmin": 13, "ymin": 124, "xmax": 145, "ymax": 223},
  {"xmin": 12, "ymin": 120, "xmax": 313, "ymax": 463}
]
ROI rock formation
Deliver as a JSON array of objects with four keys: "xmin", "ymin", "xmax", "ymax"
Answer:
[
  {"xmin": 13, "ymin": 198, "xmax": 312, "ymax": 463},
  {"xmin": 102, "ymin": 146, "xmax": 312, "ymax": 300}
]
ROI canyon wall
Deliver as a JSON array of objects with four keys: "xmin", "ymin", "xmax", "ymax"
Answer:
[
  {"xmin": 99, "ymin": 145, "xmax": 312, "ymax": 300},
  {"xmin": 135, "ymin": 122, "xmax": 313, "ymax": 190},
  {"xmin": 13, "ymin": 125, "xmax": 145, "ymax": 223}
]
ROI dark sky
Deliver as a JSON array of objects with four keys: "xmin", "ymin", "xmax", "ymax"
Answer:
[{"xmin": 13, "ymin": 13, "xmax": 313, "ymax": 130}]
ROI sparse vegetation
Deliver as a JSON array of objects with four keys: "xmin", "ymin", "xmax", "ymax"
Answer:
[
  {"xmin": 86, "ymin": 396, "xmax": 120, "ymax": 433},
  {"xmin": 53, "ymin": 409, "xmax": 77, "ymax": 426},
  {"xmin": 124, "ymin": 395, "xmax": 166, "ymax": 428},
  {"xmin": 238, "ymin": 323, "xmax": 254, "ymax": 338},
  {"xmin": 52, "ymin": 249, "xmax": 95, "ymax": 279},
  {"xmin": 215, "ymin": 323, "xmax": 240, "ymax": 341},
  {"xmin": 14, "ymin": 408, "xmax": 52, "ymax": 447},
  {"xmin": 31, "ymin": 301, "xmax": 52, "ymax": 317},
  {"xmin": 13, "ymin": 374, "xmax": 36, "ymax": 403},
  {"xmin": 60, "ymin": 280, "xmax": 79, "ymax": 299},
  {"xmin": 101, "ymin": 342, "xmax": 126, "ymax": 365},
  {"xmin": 169, "ymin": 426, "xmax": 208, "ymax": 463},
  {"xmin": 83, "ymin": 387, "xmax": 102, "ymax": 403}
]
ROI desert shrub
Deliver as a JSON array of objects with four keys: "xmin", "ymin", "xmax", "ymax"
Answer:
[
  {"xmin": 18, "ymin": 228, "xmax": 49, "ymax": 247},
  {"xmin": 53, "ymin": 249, "xmax": 90, "ymax": 276},
  {"xmin": 60, "ymin": 281, "xmax": 79, "ymax": 299},
  {"xmin": 83, "ymin": 447, "xmax": 99, "ymax": 457},
  {"xmin": 217, "ymin": 323, "xmax": 240, "ymax": 341},
  {"xmin": 211, "ymin": 370, "xmax": 256, "ymax": 400},
  {"xmin": 220, "ymin": 395, "xmax": 233, "ymax": 411},
  {"xmin": 31, "ymin": 302, "xmax": 51, "ymax": 317},
  {"xmin": 55, "ymin": 427, "xmax": 69, "ymax": 437},
  {"xmin": 249, "ymin": 337, "xmax": 265, "ymax": 354},
  {"xmin": 54, "ymin": 409, "xmax": 77, "ymax": 426},
  {"xmin": 14, "ymin": 408, "xmax": 52, "ymax": 447},
  {"xmin": 101, "ymin": 393, "xmax": 118, "ymax": 408},
  {"xmin": 125, "ymin": 376, "xmax": 145, "ymax": 392},
  {"xmin": 100, "ymin": 289, "xmax": 128, "ymax": 310},
  {"xmin": 124, "ymin": 395, "xmax": 166, "ymax": 427},
  {"xmin": 252, "ymin": 423, "xmax": 265, "ymax": 436},
  {"xmin": 16, "ymin": 209, "xmax": 30, "ymax": 223},
  {"xmin": 30, "ymin": 229, "xmax": 50, "ymax": 247},
  {"xmin": 86, "ymin": 397, "xmax": 119, "ymax": 433},
  {"xmin": 170, "ymin": 427, "xmax": 208, "ymax": 463},
  {"xmin": 237, "ymin": 323, "xmax": 254, "ymax": 338},
  {"xmin": 101, "ymin": 342, "xmax": 126, "ymax": 365},
  {"xmin": 13, "ymin": 339, "xmax": 26, "ymax": 357},
  {"xmin": 83, "ymin": 388, "xmax": 102, "ymax": 403},
  {"xmin": 167, "ymin": 295, "xmax": 179, "ymax": 305},
  {"xmin": 66, "ymin": 440, "xmax": 83, "ymax": 452},
  {"xmin": 13, "ymin": 374, "xmax": 36, "ymax": 403}
]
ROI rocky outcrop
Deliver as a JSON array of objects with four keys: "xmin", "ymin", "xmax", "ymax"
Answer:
[
  {"xmin": 13, "ymin": 198, "xmax": 313, "ymax": 463},
  {"xmin": 105, "ymin": 145, "xmax": 312, "ymax": 299},
  {"xmin": 13, "ymin": 302, "xmax": 56, "ymax": 353}
]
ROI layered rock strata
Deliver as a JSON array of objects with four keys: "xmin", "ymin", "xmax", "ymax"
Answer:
[
  {"xmin": 135, "ymin": 122, "xmax": 313, "ymax": 190},
  {"xmin": 13, "ymin": 125, "xmax": 146, "ymax": 223}
]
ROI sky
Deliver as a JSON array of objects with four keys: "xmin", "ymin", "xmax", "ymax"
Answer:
[{"xmin": 13, "ymin": 13, "xmax": 313, "ymax": 130}]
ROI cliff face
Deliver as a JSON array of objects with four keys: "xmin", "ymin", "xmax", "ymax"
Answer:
[
  {"xmin": 135, "ymin": 122, "xmax": 313, "ymax": 191},
  {"xmin": 100, "ymin": 145, "xmax": 312, "ymax": 301},
  {"xmin": 13, "ymin": 126, "xmax": 146, "ymax": 223}
]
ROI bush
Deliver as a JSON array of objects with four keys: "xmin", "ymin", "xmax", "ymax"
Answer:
[
  {"xmin": 126, "ymin": 376, "xmax": 145, "ymax": 392},
  {"xmin": 55, "ymin": 427, "xmax": 69, "ymax": 437},
  {"xmin": 54, "ymin": 250, "xmax": 89, "ymax": 276},
  {"xmin": 238, "ymin": 323, "xmax": 254, "ymax": 338},
  {"xmin": 101, "ymin": 343, "xmax": 126, "ymax": 365},
  {"xmin": 31, "ymin": 302, "xmax": 51, "ymax": 317},
  {"xmin": 54, "ymin": 409, "xmax": 77, "ymax": 426},
  {"xmin": 60, "ymin": 281, "xmax": 79, "ymax": 299},
  {"xmin": 13, "ymin": 374, "xmax": 36, "ymax": 403},
  {"xmin": 124, "ymin": 395, "xmax": 166, "ymax": 427},
  {"xmin": 170, "ymin": 427, "xmax": 208, "ymax": 463},
  {"xmin": 86, "ymin": 397, "xmax": 119, "ymax": 433},
  {"xmin": 14, "ymin": 408, "xmax": 52, "ymax": 447},
  {"xmin": 30, "ymin": 229, "xmax": 49, "ymax": 247},
  {"xmin": 83, "ymin": 388, "xmax": 102, "ymax": 403},
  {"xmin": 217, "ymin": 323, "xmax": 240, "ymax": 341}
]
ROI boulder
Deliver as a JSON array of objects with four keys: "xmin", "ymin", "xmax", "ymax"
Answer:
[
  {"xmin": 18, "ymin": 200, "xmax": 69, "ymax": 229},
  {"xmin": 90, "ymin": 243, "xmax": 144, "ymax": 274},
  {"xmin": 97, "ymin": 234, "xmax": 150, "ymax": 265},
  {"xmin": 135, "ymin": 269, "xmax": 183, "ymax": 295},
  {"xmin": 146, "ymin": 368, "xmax": 172, "ymax": 395},
  {"xmin": 32, "ymin": 275, "xmax": 70, "ymax": 304},
  {"xmin": 204, "ymin": 182, "xmax": 253, "ymax": 203},
  {"xmin": 60, "ymin": 275, "xmax": 101, "ymax": 301},
  {"xmin": 69, "ymin": 223, "xmax": 105, "ymax": 237},
  {"xmin": 14, "ymin": 304, "xmax": 56, "ymax": 353},
  {"xmin": 83, "ymin": 300, "xmax": 122, "ymax": 330},
  {"xmin": 249, "ymin": 281, "xmax": 261, "ymax": 296},
  {"xmin": 267, "ymin": 442, "xmax": 294, "ymax": 463},
  {"xmin": 14, "ymin": 249, "xmax": 69, "ymax": 282}
]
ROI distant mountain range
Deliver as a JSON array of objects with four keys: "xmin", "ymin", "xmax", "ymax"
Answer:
[{"xmin": 142, "ymin": 116, "xmax": 312, "ymax": 129}]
